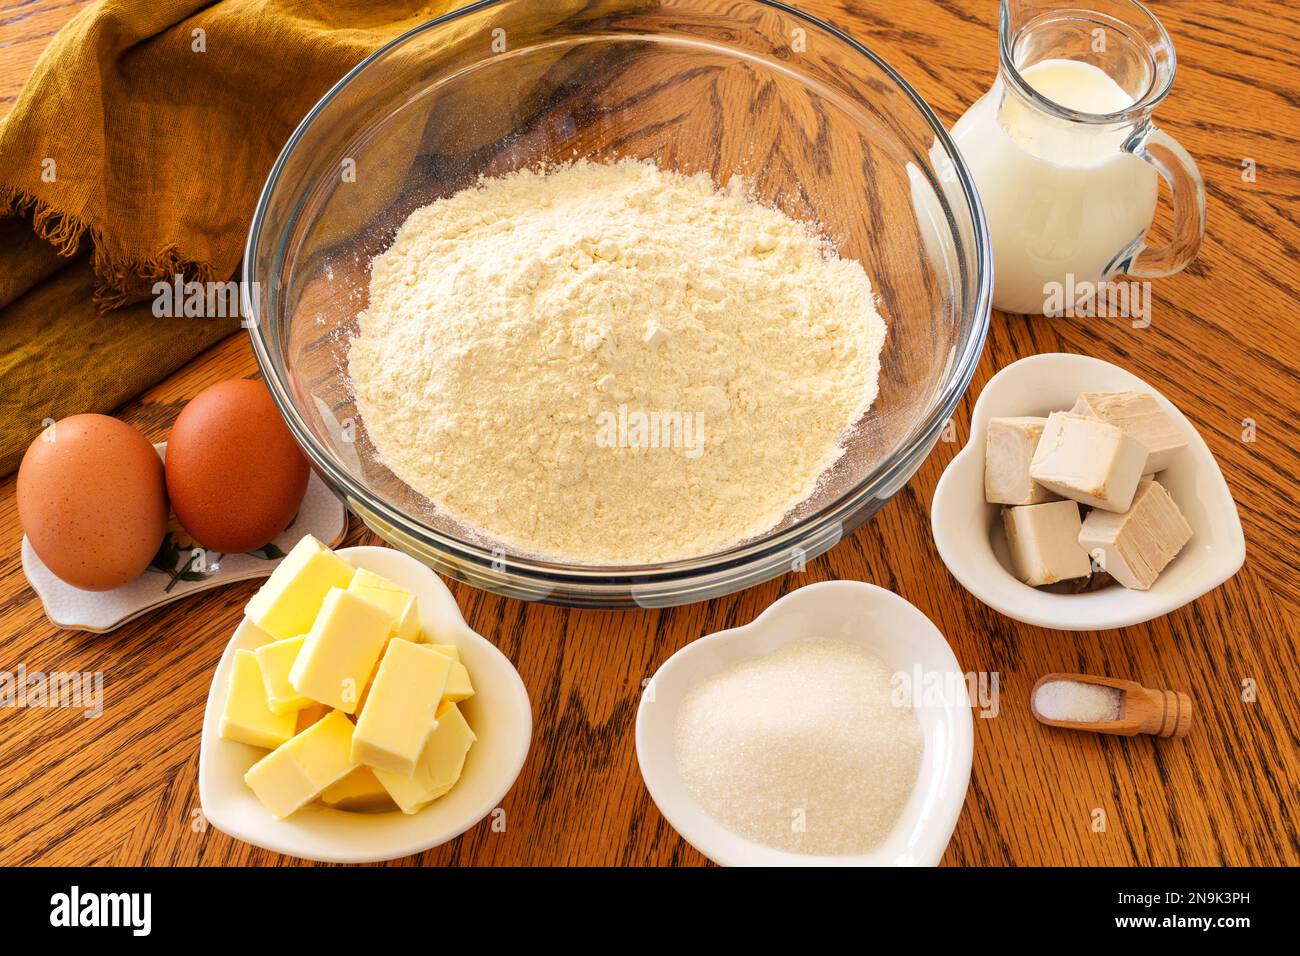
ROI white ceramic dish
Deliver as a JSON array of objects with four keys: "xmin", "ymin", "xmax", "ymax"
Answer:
[
  {"xmin": 635, "ymin": 580, "xmax": 973, "ymax": 866},
  {"xmin": 198, "ymin": 546, "xmax": 532, "ymax": 863},
  {"xmin": 931, "ymin": 353, "xmax": 1244, "ymax": 630},
  {"xmin": 22, "ymin": 443, "xmax": 346, "ymax": 633}
]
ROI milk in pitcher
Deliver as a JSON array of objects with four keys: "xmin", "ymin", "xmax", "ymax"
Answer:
[{"xmin": 952, "ymin": 58, "xmax": 1158, "ymax": 314}]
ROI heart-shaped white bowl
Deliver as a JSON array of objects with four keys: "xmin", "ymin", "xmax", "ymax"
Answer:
[
  {"xmin": 931, "ymin": 353, "xmax": 1244, "ymax": 631},
  {"xmin": 198, "ymin": 546, "xmax": 532, "ymax": 863},
  {"xmin": 635, "ymin": 580, "xmax": 973, "ymax": 866}
]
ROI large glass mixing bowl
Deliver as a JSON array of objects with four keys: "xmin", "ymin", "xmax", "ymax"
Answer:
[{"xmin": 244, "ymin": 0, "xmax": 991, "ymax": 608}]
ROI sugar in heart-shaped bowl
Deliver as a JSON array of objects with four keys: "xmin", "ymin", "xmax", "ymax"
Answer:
[
  {"xmin": 198, "ymin": 546, "xmax": 532, "ymax": 863},
  {"xmin": 635, "ymin": 581, "xmax": 973, "ymax": 866},
  {"xmin": 931, "ymin": 353, "xmax": 1244, "ymax": 631}
]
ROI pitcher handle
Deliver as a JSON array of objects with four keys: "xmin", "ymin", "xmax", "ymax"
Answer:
[{"xmin": 1123, "ymin": 124, "xmax": 1206, "ymax": 278}]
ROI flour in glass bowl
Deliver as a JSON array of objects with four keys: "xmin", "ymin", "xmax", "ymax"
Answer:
[{"xmin": 348, "ymin": 160, "xmax": 887, "ymax": 565}]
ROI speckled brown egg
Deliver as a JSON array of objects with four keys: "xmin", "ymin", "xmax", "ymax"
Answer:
[
  {"xmin": 165, "ymin": 379, "xmax": 310, "ymax": 554},
  {"xmin": 17, "ymin": 414, "xmax": 169, "ymax": 591}
]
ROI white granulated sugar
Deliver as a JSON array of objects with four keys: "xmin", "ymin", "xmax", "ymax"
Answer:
[
  {"xmin": 348, "ymin": 160, "xmax": 887, "ymax": 564},
  {"xmin": 1034, "ymin": 679, "xmax": 1122, "ymax": 723},
  {"xmin": 673, "ymin": 638, "xmax": 922, "ymax": 856}
]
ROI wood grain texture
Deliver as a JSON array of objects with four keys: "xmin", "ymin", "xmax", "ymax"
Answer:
[{"xmin": 0, "ymin": 0, "xmax": 1297, "ymax": 866}]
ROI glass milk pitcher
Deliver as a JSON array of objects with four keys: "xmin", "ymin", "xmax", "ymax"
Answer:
[{"xmin": 951, "ymin": 0, "xmax": 1205, "ymax": 315}]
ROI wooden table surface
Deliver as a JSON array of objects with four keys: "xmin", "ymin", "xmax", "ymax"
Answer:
[{"xmin": 1, "ymin": 0, "xmax": 1296, "ymax": 867}]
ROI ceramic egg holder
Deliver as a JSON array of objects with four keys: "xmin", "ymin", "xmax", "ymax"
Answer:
[{"xmin": 22, "ymin": 443, "xmax": 347, "ymax": 633}]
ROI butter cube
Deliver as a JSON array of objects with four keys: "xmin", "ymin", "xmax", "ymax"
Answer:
[
  {"xmin": 1003, "ymin": 500, "xmax": 1091, "ymax": 587},
  {"xmin": 1070, "ymin": 392, "xmax": 1187, "ymax": 473},
  {"xmin": 984, "ymin": 417, "xmax": 1061, "ymax": 505},
  {"xmin": 1030, "ymin": 412, "xmax": 1148, "ymax": 512},
  {"xmin": 426, "ymin": 645, "xmax": 473, "ymax": 703},
  {"xmin": 353, "ymin": 631, "xmax": 421, "ymax": 716},
  {"xmin": 347, "ymin": 568, "xmax": 420, "ymax": 643},
  {"xmin": 442, "ymin": 660, "xmax": 475, "ymax": 704},
  {"xmin": 296, "ymin": 703, "xmax": 329, "ymax": 733},
  {"xmin": 374, "ymin": 702, "xmax": 476, "ymax": 814},
  {"xmin": 233, "ymin": 616, "xmax": 275, "ymax": 650},
  {"xmin": 352, "ymin": 639, "xmax": 451, "ymax": 776},
  {"xmin": 220, "ymin": 649, "xmax": 296, "ymax": 749},
  {"xmin": 289, "ymin": 588, "xmax": 394, "ymax": 713},
  {"xmin": 320, "ymin": 766, "xmax": 394, "ymax": 812},
  {"xmin": 1078, "ymin": 479, "xmax": 1192, "ymax": 590},
  {"xmin": 245, "ymin": 535, "xmax": 355, "ymax": 641},
  {"xmin": 255, "ymin": 636, "xmax": 312, "ymax": 715},
  {"xmin": 354, "ymin": 666, "xmax": 380, "ymax": 715},
  {"xmin": 244, "ymin": 710, "xmax": 358, "ymax": 819},
  {"xmin": 425, "ymin": 644, "xmax": 474, "ymax": 705}
]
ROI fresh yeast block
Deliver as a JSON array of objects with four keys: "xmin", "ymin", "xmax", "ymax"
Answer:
[
  {"xmin": 1030, "ymin": 412, "xmax": 1148, "ymax": 512},
  {"xmin": 352, "ymin": 640, "xmax": 451, "ymax": 776},
  {"xmin": 245, "ymin": 535, "xmax": 355, "ymax": 641},
  {"xmin": 244, "ymin": 710, "xmax": 358, "ymax": 819},
  {"xmin": 1003, "ymin": 500, "xmax": 1091, "ymax": 587},
  {"xmin": 984, "ymin": 417, "xmax": 1060, "ymax": 505},
  {"xmin": 1070, "ymin": 392, "xmax": 1187, "ymax": 473},
  {"xmin": 220, "ymin": 649, "xmax": 296, "ymax": 749},
  {"xmin": 374, "ymin": 702, "xmax": 477, "ymax": 815},
  {"xmin": 255, "ymin": 636, "xmax": 311, "ymax": 715},
  {"xmin": 289, "ymin": 587, "xmax": 394, "ymax": 713},
  {"xmin": 347, "ymin": 568, "xmax": 420, "ymax": 643},
  {"xmin": 1078, "ymin": 479, "xmax": 1192, "ymax": 589}
]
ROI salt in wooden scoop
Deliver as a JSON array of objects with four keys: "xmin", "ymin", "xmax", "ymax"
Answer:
[{"xmin": 1031, "ymin": 673, "xmax": 1192, "ymax": 738}]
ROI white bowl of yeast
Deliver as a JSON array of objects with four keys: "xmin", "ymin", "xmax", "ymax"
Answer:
[
  {"xmin": 636, "ymin": 581, "xmax": 973, "ymax": 866},
  {"xmin": 199, "ymin": 546, "xmax": 532, "ymax": 863},
  {"xmin": 930, "ymin": 353, "xmax": 1244, "ymax": 631}
]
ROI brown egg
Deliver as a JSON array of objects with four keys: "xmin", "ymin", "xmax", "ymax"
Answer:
[
  {"xmin": 165, "ymin": 379, "xmax": 310, "ymax": 554},
  {"xmin": 18, "ymin": 415, "xmax": 168, "ymax": 591}
]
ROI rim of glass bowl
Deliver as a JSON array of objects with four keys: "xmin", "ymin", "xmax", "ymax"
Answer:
[{"xmin": 243, "ymin": 0, "xmax": 993, "ymax": 603}]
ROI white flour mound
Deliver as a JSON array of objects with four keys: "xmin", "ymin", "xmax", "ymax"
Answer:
[{"xmin": 348, "ymin": 160, "xmax": 886, "ymax": 565}]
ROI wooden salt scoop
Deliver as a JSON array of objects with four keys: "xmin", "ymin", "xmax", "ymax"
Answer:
[{"xmin": 1030, "ymin": 673, "xmax": 1193, "ymax": 738}]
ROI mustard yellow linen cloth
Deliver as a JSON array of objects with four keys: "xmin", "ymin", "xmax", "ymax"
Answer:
[
  {"xmin": 1, "ymin": 0, "xmax": 456, "ymax": 308},
  {"xmin": 0, "ymin": 0, "xmax": 457, "ymax": 475}
]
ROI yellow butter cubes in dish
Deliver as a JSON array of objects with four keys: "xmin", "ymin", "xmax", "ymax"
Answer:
[
  {"xmin": 220, "ymin": 649, "xmax": 296, "ymax": 749},
  {"xmin": 427, "ymin": 643, "xmax": 475, "ymax": 704},
  {"xmin": 352, "ymin": 639, "xmax": 452, "ymax": 776},
  {"xmin": 289, "ymin": 587, "xmax": 393, "ymax": 713},
  {"xmin": 321, "ymin": 766, "xmax": 393, "ymax": 812},
  {"xmin": 348, "ymin": 567, "xmax": 421, "ymax": 643},
  {"xmin": 374, "ymin": 702, "xmax": 477, "ymax": 814},
  {"xmin": 218, "ymin": 535, "xmax": 478, "ymax": 820},
  {"xmin": 245, "ymin": 535, "xmax": 355, "ymax": 641},
  {"xmin": 255, "ymin": 635, "xmax": 311, "ymax": 715},
  {"xmin": 232, "ymin": 616, "xmax": 276, "ymax": 650},
  {"xmin": 443, "ymin": 660, "xmax": 474, "ymax": 703},
  {"xmin": 296, "ymin": 703, "xmax": 329, "ymax": 733},
  {"xmin": 244, "ymin": 710, "xmax": 359, "ymax": 819}
]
